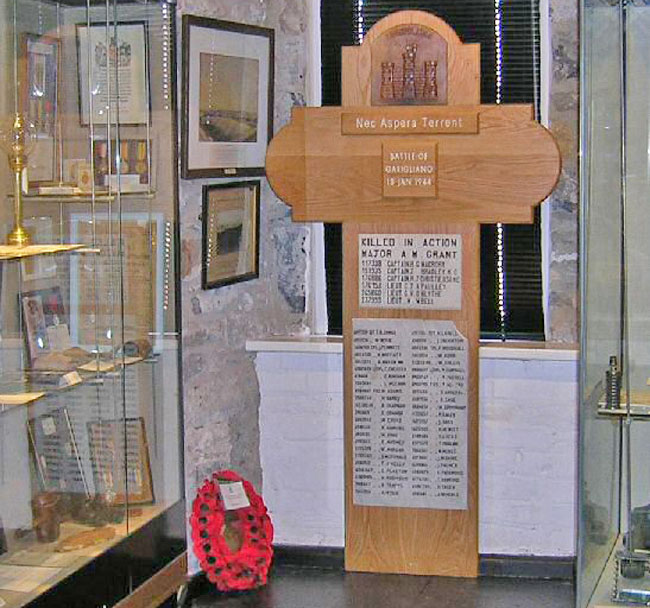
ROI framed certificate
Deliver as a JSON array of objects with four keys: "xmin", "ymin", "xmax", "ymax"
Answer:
[
  {"xmin": 21, "ymin": 33, "xmax": 60, "ymax": 184},
  {"xmin": 76, "ymin": 21, "xmax": 149, "ymax": 125},
  {"xmin": 28, "ymin": 407, "xmax": 90, "ymax": 497},
  {"xmin": 87, "ymin": 417, "xmax": 153, "ymax": 504}
]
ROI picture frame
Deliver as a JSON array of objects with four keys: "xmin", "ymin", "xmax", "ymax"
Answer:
[
  {"xmin": 0, "ymin": 518, "xmax": 6, "ymax": 556},
  {"xmin": 76, "ymin": 21, "xmax": 150, "ymax": 126},
  {"xmin": 181, "ymin": 16, "xmax": 274, "ymax": 178},
  {"xmin": 27, "ymin": 406, "xmax": 90, "ymax": 497},
  {"xmin": 87, "ymin": 417, "xmax": 153, "ymax": 504},
  {"xmin": 21, "ymin": 216, "xmax": 58, "ymax": 281},
  {"xmin": 20, "ymin": 286, "xmax": 70, "ymax": 366},
  {"xmin": 69, "ymin": 212, "xmax": 165, "ymax": 354},
  {"xmin": 21, "ymin": 33, "xmax": 60, "ymax": 185},
  {"xmin": 92, "ymin": 138, "xmax": 152, "ymax": 192},
  {"xmin": 202, "ymin": 180, "xmax": 261, "ymax": 289}
]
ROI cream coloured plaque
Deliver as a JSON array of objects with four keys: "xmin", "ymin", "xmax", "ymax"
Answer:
[
  {"xmin": 359, "ymin": 233, "xmax": 462, "ymax": 309},
  {"xmin": 352, "ymin": 318, "xmax": 468, "ymax": 510}
]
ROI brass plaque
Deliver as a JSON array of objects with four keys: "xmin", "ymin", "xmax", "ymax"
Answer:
[
  {"xmin": 341, "ymin": 108, "xmax": 479, "ymax": 135},
  {"xmin": 383, "ymin": 142, "xmax": 438, "ymax": 198}
]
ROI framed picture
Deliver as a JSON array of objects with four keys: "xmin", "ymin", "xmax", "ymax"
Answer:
[
  {"xmin": 21, "ymin": 286, "xmax": 71, "ymax": 365},
  {"xmin": 202, "ymin": 181, "xmax": 260, "ymax": 289},
  {"xmin": 69, "ymin": 212, "xmax": 165, "ymax": 353},
  {"xmin": 21, "ymin": 33, "xmax": 60, "ymax": 185},
  {"xmin": 76, "ymin": 21, "xmax": 150, "ymax": 125},
  {"xmin": 28, "ymin": 407, "xmax": 90, "ymax": 497},
  {"xmin": 87, "ymin": 417, "xmax": 153, "ymax": 504},
  {"xmin": 92, "ymin": 138, "xmax": 152, "ymax": 191},
  {"xmin": 181, "ymin": 16, "xmax": 274, "ymax": 178},
  {"xmin": 21, "ymin": 216, "xmax": 58, "ymax": 281}
]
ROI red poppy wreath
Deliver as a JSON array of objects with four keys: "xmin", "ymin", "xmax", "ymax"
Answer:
[{"xmin": 190, "ymin": 470, "xmax": 274, "ymax": 592}]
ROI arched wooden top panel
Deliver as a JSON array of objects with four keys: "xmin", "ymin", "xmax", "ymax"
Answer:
[
  {"xmin": 364, "ymin": 10, "xmax": 467, "ymax": 47},
  {"xmin": 342, "ymin": 10, "xmax": 480, "ymax": 107}
]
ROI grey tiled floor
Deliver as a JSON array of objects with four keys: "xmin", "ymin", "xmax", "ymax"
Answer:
[{"xmin": 187, "ymin": 566, "xmax": 575, "ymax": 608}]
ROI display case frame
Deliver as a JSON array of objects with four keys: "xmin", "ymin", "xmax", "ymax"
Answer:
[
  {"xmin": 578, "ymin": 1, "xmax": 650, "ymax": 607},
  {"xmin": 0, "ymin": 1, "xmax": 186, "ymax": 607}
]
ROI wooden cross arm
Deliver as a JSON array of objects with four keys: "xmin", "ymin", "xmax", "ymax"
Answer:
[{"xmin": 266, "ymin": 105, "xmax": 561, "ymax": 224}]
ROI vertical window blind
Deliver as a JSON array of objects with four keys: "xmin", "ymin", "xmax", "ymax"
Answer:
[{"xmin": 321, "ymin": 0, "xmax": 544, "ymax": 339}]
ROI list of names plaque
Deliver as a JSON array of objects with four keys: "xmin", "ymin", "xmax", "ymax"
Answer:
[
  {"xmin": 352, "ymin": 318, "xmax": 467, "ymax": 510},
  {"xmin": 359, "ymin": 233, "xmax": 462, "ymax": 309}
]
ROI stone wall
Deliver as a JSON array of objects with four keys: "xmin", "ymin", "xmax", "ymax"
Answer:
[
  {"xmin": 546, "ymin": 0, "xmax": 579, "ymax": 342},
  {"xmin": 176, "ymin": 0, "xmax": 310, "ymax": 571}
]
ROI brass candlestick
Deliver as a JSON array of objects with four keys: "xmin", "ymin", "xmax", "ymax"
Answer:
[{"xmin": 3, "ymin": 113, "xmax": 33, "ymax": 246}]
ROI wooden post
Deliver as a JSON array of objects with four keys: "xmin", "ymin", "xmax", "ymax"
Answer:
[{"xmin": 266, "ymin": 10, "xmax": 560, "ymax": 578}]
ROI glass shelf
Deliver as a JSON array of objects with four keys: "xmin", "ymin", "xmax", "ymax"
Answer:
[
  {"xmin": 598, "ymin": 391, "xmax": 650, "ymax": 419},
  {"xmin": 0, "ymin": 392, "xmax": 45, "ymax": 407},
  {"xmin": 0, "ymin": 355, "xmax": 160, "ymax": 419},
  {"xmin": 0, "ymin": 244, "xmax": 91, "ymax": 261},
  {"xmin": 20, "ymin": 191, "xmax": 156, "ymax": 204},
  {"xmin": 597, "ymin": 406, "xmax": 650, "ymax": 419}
]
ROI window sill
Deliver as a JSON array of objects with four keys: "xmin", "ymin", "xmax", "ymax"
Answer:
[
  {"xmin": 479, "ymin": 340, "xmax": 578, "ymax": 361},
  {"xmin": 246, "ymin": 336, "xmax": 343, "ymax": 354}
]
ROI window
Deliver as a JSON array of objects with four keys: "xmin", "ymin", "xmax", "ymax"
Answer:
[{"xmin": 321, "ymin": 0, "xmax": 544, "ymax": 339}]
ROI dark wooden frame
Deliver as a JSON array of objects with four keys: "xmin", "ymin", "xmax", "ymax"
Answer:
[
  {"xmin": 181, "ymin": 15, "xmax": 274, "ymax": 178},
  {"xmin": 76, "ymin": 20, "xmax": 151, "ymax": 126},
  {"xmin": 201, "ymin": 180, "xmax": 261, "ymax": 289}
]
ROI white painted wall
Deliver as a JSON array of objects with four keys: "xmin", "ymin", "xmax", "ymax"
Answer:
[
  {"xmin": 480, "ymin": 353, "xmax": 578, "ymax": 556},
  {"xmin": 253, "ymin": 343, "xmax": 578, "ymax": 557},
  {"xmin": 257, "ymin": 349, "xmax": 345, "ymax": 547}
]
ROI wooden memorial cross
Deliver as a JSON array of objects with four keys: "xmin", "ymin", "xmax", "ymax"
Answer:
[{"xmin": 266, "ymin": 11, "xmax": 560, "ymax": 578}]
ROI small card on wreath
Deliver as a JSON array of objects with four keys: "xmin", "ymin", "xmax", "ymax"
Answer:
[{"xmin": 221, "ymin": 482, "xmax": 250, "ymax": 510}]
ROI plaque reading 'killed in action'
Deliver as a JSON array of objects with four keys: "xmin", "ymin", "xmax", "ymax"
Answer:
[
  {"xmin": 359, "ymin": 233, "xmax": 461, "ymax": 309},
  {"xmin": 352, "ymin": 318, "xmax": 468, "ymax": 510}
]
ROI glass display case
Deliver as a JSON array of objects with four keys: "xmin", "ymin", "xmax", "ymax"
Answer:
[
  {"xmin": 0, "ymin": 1, "xmax": 184, "ymax": 606},
  {"xmin": 579, "ymin": 1, "xmax": 650, "ymax": 606}
]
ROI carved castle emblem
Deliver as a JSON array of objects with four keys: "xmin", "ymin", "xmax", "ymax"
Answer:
[
  {"xmin": 380, "ymin": 43, "xmax": 439, "ymax": 102},
  {"xmin": 372, "ymin": 25, "xmax": 447, "ymax": 106}
]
